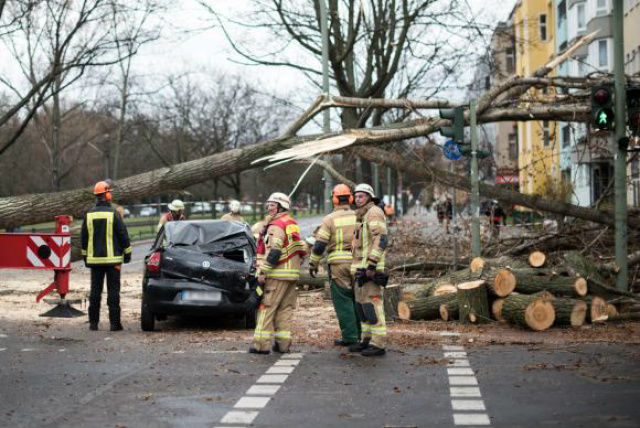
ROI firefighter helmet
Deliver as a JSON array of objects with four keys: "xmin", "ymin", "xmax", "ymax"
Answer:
[
  {"xmin": 93, "ymin": 181, "xmax": 112, "ymax": 202},
  {"xmin": 168, "ymin": 199, "xmax": 185, "ymax": 211},
  {"xmin": 229, "ymin": 200, "xmax": 241, "ymax": 213},
  {"xmin": 267, "ymin": 192, "xmax": 290, "ymax": 210},
  {"xmin": 354, "ymin": 183, "xmax": 375, "ymax": 198},
  {"xmin": 332, "ymin": 183, "xmax": 354, "ymax": 205}
]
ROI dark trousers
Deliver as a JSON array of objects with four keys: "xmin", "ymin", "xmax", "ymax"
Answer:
[{"xmin": 89, "ymin": 266, "xmax": 121, "ymax": 324}]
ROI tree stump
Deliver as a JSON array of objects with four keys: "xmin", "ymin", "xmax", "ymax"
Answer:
[
  {"xmin": 550, "ymin": 298, "xmax": 587, "ymax": 327},
  {"xmin": 439, "ymin": 301, "xmax": 459, "ymax": 321},
  {"xmin": 502, "ymin": 292, "xmax": 555, "ymax": 331},
  {"xmin": 457, "ymin": 280, "xmax": 490, "ymax": 324},
  {"xmin": 529, "ymin": 251, "xmax": 546, "ymax": 267},
  {"xmin": 397, "ymin": 293, "xmax": 458, "ymax": 321}
]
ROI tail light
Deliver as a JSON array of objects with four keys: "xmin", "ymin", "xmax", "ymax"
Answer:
[{"xmin": 146, "ymin": 251, "xmax": 162, "ymax": 276}]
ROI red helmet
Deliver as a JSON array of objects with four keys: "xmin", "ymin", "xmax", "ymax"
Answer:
[{"xmin": 332, "ymin": 184, "xmax": 353, "ymax": 205}]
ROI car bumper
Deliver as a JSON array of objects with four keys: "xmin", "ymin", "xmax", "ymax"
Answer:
[{"xmin": 145, "ymin": 278, "xmax": 249, "ymax": 316}]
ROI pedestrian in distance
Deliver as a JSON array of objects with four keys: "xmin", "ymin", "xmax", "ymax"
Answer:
[
  {"xmin": 349, "ymin": 183, "xmax": 389, "ymax": 357},
  {"xmin": 249, "ymin": 193, "xmax": 306, "ymax": 355},
  {"xmin": 308, "ymin": 184, "xmax": 360, "ymax": 347},
  {"xmin": 221, "ymin": 200, "xmax": 246, "ymax": 223},
  {"xmin": 81, "ymin": 181, "xmax": 132, "ymax": 331},
  {"xmin": 157, "ymin": 199, "xmax": 186, "ymax": 231}
]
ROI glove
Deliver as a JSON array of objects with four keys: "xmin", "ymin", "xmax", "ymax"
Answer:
[
  {"xmin": 257, "ymin": 273, "xmax": 266, "ymax": 285},
  {"xmin": 124, "ymin": 253, "xmax": 132, "ymax": 264},
  {"xmin": 366, "ymin": 264, "xmax": 376, "ymax": 280},
  {"xmin": 354, "ymin": 268, "xmax": 367, "ymax": 287},
  {"xmin": 245, "ymin": 284, "xmax": 263, "ymax": 311},
  {"xmin": 309, "ymin": 265, "xmax": 318, "ymax": 278}
]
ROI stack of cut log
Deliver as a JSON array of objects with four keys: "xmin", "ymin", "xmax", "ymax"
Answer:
[{"xmin": 394, "ymin": 251, "xmax": 640, "ymax": 331}]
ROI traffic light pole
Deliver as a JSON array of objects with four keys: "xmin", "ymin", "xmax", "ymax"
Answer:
[
  {"xmin": 613, "ymin": 0, "xmax": 628, "ymax": 291},
  {"xmin": 319, "ymin": 0, "xmax": 333, "ymax": 213},
  {"xmin": 469, "ymin": 100, "xmax": 481, "ymax": 258}
]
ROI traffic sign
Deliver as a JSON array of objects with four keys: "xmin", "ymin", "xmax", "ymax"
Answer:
[{"xmin": 443, "ymin": 140, "xmax": 462, "ymax": 160}]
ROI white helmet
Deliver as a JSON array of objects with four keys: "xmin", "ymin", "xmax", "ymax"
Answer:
[
  {"xmin": 229, "ymin": 200, "xmax": 241, "ymax": 213},
  {"xmin": 354, "ymin": 183, "xmax": 375, "ymax": 198},
  {"xmin": 168, "ymin": 199, "xmax": 185, "ymax": 211},
  {"xmin": 267, "ymin": 192, "xmax": 290, "ymax": 210}
]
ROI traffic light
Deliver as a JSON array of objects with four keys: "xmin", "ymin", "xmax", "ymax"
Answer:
[
  {"xmin": 628, "ymin": 87, "xmax": 640, "ymax": 136},
  {"xmin": 591, "ymin": 85, "xmax": 615, "ymax": 131},
  {"xmin": 439, "ymin": 106, "xmax": 465, "ymax": 143}
]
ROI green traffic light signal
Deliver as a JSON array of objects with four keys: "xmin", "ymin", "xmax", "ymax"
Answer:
[{"xmin": 591, "ymin": 85, "xmax": 615, "ymax": 131}]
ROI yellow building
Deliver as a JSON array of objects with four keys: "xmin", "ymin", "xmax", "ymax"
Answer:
[{"xmin": 513, "ymin": 0, "xmax": 560, "ymax": 196}]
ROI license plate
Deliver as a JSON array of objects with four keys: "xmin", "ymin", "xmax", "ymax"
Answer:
[{"xmin": 181, "ymin": 290, "xmax": 221, "ymax": 302}]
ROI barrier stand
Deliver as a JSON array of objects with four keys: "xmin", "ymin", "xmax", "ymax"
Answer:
[{"xmin": 0, "ymin": 216, "xmax": 84, "ymax": 318}]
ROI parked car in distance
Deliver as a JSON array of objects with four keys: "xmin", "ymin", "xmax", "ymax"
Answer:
[
  {"xmin": 191, "ymin": 202, "xmax": 212, "ymax": 213},
  {"xmin": 140, "ymin": 206, "xmax": 158, "ymax": 216},
  {"xmin": 141, "ymin": 220, "xmax": 257, "ymax": 331}
]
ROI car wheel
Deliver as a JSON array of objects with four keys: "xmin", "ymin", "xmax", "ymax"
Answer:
[
  {"xmin": 141, "ymin": 299, "xmax": 155, "ymax": 332},
  {"xmin": 244, "ymin": 308, "xmax": 256, "ymax": 329}
]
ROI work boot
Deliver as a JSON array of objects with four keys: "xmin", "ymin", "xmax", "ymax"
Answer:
[
  {"xmin": 334, "ymin": 339, "xmax": 357, "ymax": 347},
  {"xmin": 362, "ymin": 345, "xmax": 386, "ymax": 357},
  {"xmin": 348, "ymin": 338, "xmax": 370, "ymax": 353},
  {"xmin": 110, "ymin": 322, "xmax": 123, "ymax": 331},
  {"xmin": 248, "ymin": 347, "xmax": 269, "ymax": 355},
  {"xmin": 272, "ymin": 343, "xmax": 290, "ymax": 354},
  {"xmin": 89, "ymin": 323, "xmax": 98, "ymax": 331}
]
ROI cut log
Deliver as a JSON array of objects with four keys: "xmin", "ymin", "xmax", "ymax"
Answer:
[
  {"xmin": 564, "ymin": 252, "xmax": 638, "ymax": 300},
  {"xmin": 512, "ymin": 271, "xmax": 588, "ymax": 297},
  {"xmin": 383, "ymin": 284, "xmax": 402, "ymax": 321},
  {"xmin": 584, "ymin": 296, "xmax": 608, "ymax": 323},
  {"xmin": 607, "ymin": 312, "xmax": 640, "ymax": 322},
  {"xmin": 439, "ymin": 301, "xmax": 459, "ymax": 321},
  {"xmin": 502, "ymin": 292, "xmax": 555, "ymax": 331},
  {"xmin": 605, "ymin": 303, "xmax": 618, "ymax": 318},
  {"xmin": 432, "ymin": 283, "xmax": 457, "ymax": 296},
  {"xmin": 492, "ymin": 298, "xmax": 506, "ymax": 322},
  {"xmin": 457, "ymin": 280, "xmax": 491, "ymax": 324},
  {"xmin": 551, "ymin": 298, "xmax": 587, "ymax": 327},
  {"xmin": 529, "ymin": 251, "xmax": 547, "ymax": 267},
  {"xmin": 470, "ymin": 257, "xmax": 485, "ymax": 273},
  {"xmin": 401, "ymin": 283, "xmax": 436, "ymax": 301},
  {"xmin": 491, "ymin": 269, "xmax": 516, "ymax": 297},
  {"xmin": 397, "ymin": 294, "xmax": 458, "ymax": 321}
]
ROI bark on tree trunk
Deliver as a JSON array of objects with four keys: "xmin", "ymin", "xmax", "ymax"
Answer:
[
  {"xmin": 397, "ymin": 293, "xmax": 458, "ymax": 321},
  {"xmin": 457, "ymin": 280, "xmax": 490, "ymax": 324},
  {"xmin": 502, "ymin": 292, "xmax": 556, "ymax": 331},
  {"xmin": 550, "ymin": 298, "xmax": 587, "ymax": 327}
]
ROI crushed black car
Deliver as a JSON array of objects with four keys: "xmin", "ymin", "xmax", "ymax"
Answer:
[{"xmin": 141, "ymin": 220, "xmax": 257, "ymax": 331}]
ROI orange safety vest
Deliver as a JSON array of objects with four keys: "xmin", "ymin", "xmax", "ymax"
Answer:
[{"xmin": 256, "ymin": 215, "xmax": 307, "ymax": 263}]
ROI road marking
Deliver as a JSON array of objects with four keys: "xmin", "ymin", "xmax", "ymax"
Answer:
[
  {"xmin": 215, "ymin": 353, "xmax": 304, "ymax": 427},
  {"xmin": 450, "ymin": 387, "xmax": 482, "ymax": 397},
  {"xmin": 452, "ymin": 400, "xmax": 486, "ymax": 411},
  {"xmin": 443, "ymin": 345, "xmax": 465, "ymax": 351},
  {"xmin": 448, "ymin": 359, "xmax": 471, "ymax": 367},
  {"xmin": 220, "ymin": 411, "xmax": 259, "ymax": 424},
  {"xmin": 246, "ymin": 385, "xmax": 281, "ymax": 395},
  {"xmin": 0, "ymin": 348, "xmax": 6, "ymax": 352},
  {"xmin": 256, "ymin": 374, "xmax": 288, "ymax": 384},
  {"xmin": 444, "ymin": 351, "xmax": 467, "ymax": 358},
  {"xmin": 204, "ymin": 350, "xmax": 248, "ymax": 354},
  {"xmin": 21, "ymin": 348, "xmax": 36, "ymax": 352},
  {"xmin": 266, "ymin": 366, "xmax": 295, "ymax": 374},
  {"xmin": 0, "ymin": 334, "xmax": 7, "ymax": 338},
  {"xmin": 234, "ymin": 396, "xmax": 271, "ymax": 409},
  {"xmin": 439, "ymin": 331, "xmax": 460, "ymax": 336},
  {"xmin": 448, "ymin": 368, "xmax": 474, "ymax": 376},
  {"xmin": 449, "ymin": 376, "xmax": 479, "ymax": 386},
  {"xmin": 453, "ymin": 413, "xmax": 491, "ymax": 425}
]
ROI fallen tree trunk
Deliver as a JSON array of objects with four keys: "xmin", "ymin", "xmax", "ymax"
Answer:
[
  {"xmin": 512, "ymin": 271, "xmax": 588, "ymax": 297},
  {"xmin": 564, "ymin": 252, "xmax": 637, "ymax": 299},
  {"xmin": 502, "ymin": 292, "xmax": 556, "ymax": 331},
  {"xmin": 397, "ymin": 293, "xmax": 458, "ymax": 321},
  {"xmin": 551, "ymin": 298, "xmax": 587, "ymax": 327}
]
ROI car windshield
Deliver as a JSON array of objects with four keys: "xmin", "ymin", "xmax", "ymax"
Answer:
[{"xmin": 164, "ymin": 221, "xmax": 254, "ymax": 252}]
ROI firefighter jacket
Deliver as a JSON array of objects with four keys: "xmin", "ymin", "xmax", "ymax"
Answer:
[
  {"xmin": 157, "ymin": 211, "xmax": 186, "ymax": 232},
  {"xmin": 351, "ymin": 201, "xmax": 387, "ymax": 274},
  {"xmin": 81, "ymin": 201, "xmax": 132, "ymax": 266},
  {"xmin": 309, "ymin": 205, "xmax": 356, "ymax": 267},
  {"xmin": 221, "ymin": 212, "xmax": 246, "ymax": 223},
  {"xmin": 256, "ymin": 212, "xmax": 306, "ymax": 281}
]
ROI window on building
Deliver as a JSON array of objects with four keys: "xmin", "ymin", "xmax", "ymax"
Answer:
[
  {"xmin": 562, "ymin": 125, "xmax": 571, "ymax": 148},
  {"xmin": 506, "ymin": 47, "xmax": 515, "ymax": 73},
  {"xmin": 596, "ymin": 0, "xmax": 608, "ymax": 15},
  {"xmin": 539, "ymin": 14, "xmax": 547, "ymax": 41},
  {"xmin": 599, "ymin": 40, "xmax": 608, "ymax": 67},
  {"xmin": 485, "ymin": 76, "xmax": 491, "ymax": 90},
  {"xmin": 543, "ymin": 121, "xmax": 550, "ymax": 147},
  {"xmin": 508, "ymin": 133, "xmax": 518, "ymax": 160},
  {"xmin": 577, "ymin": 3, "xmax": 586, "ymax": 32}
]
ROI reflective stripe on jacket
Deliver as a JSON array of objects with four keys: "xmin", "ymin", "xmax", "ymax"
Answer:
[
  {"xmin": 310, "ymin": 205, "xmax": 356, "ymax": 266},
  {"xmin": 257, "ymin": 213, "xmax": 306, "ymax": 280},
  {"xmin": 351, "ymin": 202, "xmax": 387, "ymax": 273},
  {"xmin": 81, "ymin": 202, "xmax": 132, "ymax": 266}
]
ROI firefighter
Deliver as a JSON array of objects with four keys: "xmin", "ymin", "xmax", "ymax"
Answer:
[
  {"xmin": 81, "ymin": 181, "xmax": 132, "ymax": 331},
  {"xmin": 350, "ymin": 183, "xmax": 388, "ymax": 357},
  {"xmin": 221, "ymin": 200, "xmax": 246, "ymax": 223},
  {"xmin": 157, "ymin": 199, "xmax": 186, "ymax": 231},
  {"xmin": 249, "ymin": 192, "xmax": 306, "ymax": 354},
  {"xmin": 308, "ymin": 184, "xmax": 359, "ymax": 347}
]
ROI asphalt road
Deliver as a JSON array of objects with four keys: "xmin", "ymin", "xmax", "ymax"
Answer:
[{"xmin": 1, "ymin": 324, "xmax": 638, "ymax": 428}]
